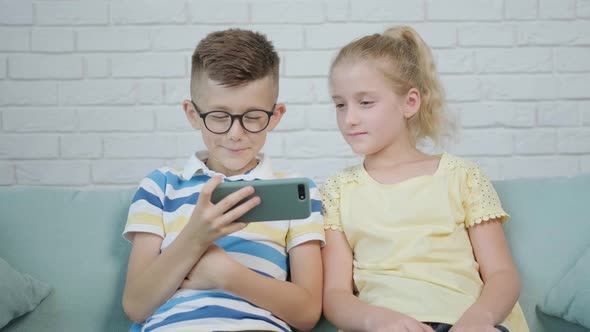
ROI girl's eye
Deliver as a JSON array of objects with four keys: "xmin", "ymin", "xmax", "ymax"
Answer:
[{"xmin": 360, "ymin": 100, "xmax": 374, "ymax": 106}]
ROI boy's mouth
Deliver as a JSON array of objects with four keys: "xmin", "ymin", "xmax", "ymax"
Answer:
[{"xmin": 224, "ymin": 147, "xmax": 248, "ymax": 153}]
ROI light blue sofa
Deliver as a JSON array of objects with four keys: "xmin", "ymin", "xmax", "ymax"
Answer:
[{"xmin": 1, "ymin": 174, "xmax": 589, "ymax": 332}]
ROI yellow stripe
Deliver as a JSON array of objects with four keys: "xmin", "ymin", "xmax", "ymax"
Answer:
[
  {"xmin": 128, "ymin": 213, "xmax": 163, "ymax": 227},
  {"xmin": 243, "ymin": 222, "xmax": 287, "ymax": 246},
  {"xmin": 164, "ymin": 216, "xmax": 190, "ymax": 233},
  {"xmin": 286, "ymin": 222, "xmax": 324, "ymax": 242},
  {"xmin": 273, "ymin": 171, "xmax": 287, "ymax": 178}
]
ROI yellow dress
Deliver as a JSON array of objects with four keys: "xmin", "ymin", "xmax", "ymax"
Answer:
[{"xmin": 321, "ymin": 153, "xmax": 529, "ymax": 331}]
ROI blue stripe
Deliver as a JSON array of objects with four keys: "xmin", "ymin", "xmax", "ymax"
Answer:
[
  {"xmin": 166, "ymin": 173, "xmax": 210, "ymax": 190},
  {"xmin": 132, "ymin": 187, "xmax": 163, "ymax": 209},
  {"xmin": 145, "ymin": 170, "xmax": 167, "ymax": 193},
  {"xmin": 145, "ymin": 305, "xmax": 289, "ymax": 332},
  {"xmin": 252, "ymin": 268, "xmax": 275, "ymax": 279},
  {"xmin": 162, "ymin": 192, "xmax": 199, "ymax": 213},
  {"xmin": 129, "ymin": 322, "xmax": 142, "ymax": 332},
  {"xmin": 216, "ymin": 236, "xmax": 287, "ymax": 272},
  {"xmin": 311, "ymin": 199, "xmax": 322, "ymax": 213},
  {"xmin": 153, "ymin": 292, "xmax": 248, "ymax": 316}
]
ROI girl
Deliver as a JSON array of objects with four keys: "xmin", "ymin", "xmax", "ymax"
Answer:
[{"xmin": 320, "ymin": 26, "xmax": 529, "ymax": 332}]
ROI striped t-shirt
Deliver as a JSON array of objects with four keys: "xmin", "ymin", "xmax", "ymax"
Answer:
[{"xmin": 123, "ymin": 152, "xmax": 325, "ymax": 332}]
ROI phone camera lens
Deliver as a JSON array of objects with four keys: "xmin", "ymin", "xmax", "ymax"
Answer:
[{"xmin": 298, "ymin": 184, "xmax": 306, "ymax": 200}]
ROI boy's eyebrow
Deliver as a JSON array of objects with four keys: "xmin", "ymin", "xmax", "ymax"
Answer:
[
  {"xmin": 331, "ymin": 91, "xmax": 377, "ymax": 99},
  {"xmin": 206, "ymin": 104, "xmax": 272, "ymax": 112}
]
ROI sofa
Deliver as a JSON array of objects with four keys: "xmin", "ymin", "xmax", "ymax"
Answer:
[{"xmin": 1, "ymin": 174, "xmax": 589, "ymax": 332}]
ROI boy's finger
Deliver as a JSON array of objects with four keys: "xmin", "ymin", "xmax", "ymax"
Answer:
[
  {"xmin": 211, "ymin": 185, "xmax": 255, "ymax": 215},
  {"xmin": 221, "ymin": 221, "xmax": 247, "ymax": 236},
  {"xmin": 214, "ymin": 196, "xmax": 261, "ymax": 226},
  {"xmin": 196, "ymin": 176, "xmax": 223, "ymax": 206}
]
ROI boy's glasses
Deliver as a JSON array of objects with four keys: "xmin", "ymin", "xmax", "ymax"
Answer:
[{"xmin": 191, "ymin": 100, "xmax": 276, "ymax": 134}]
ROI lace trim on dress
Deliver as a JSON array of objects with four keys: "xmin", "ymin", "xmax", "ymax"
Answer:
[
  {"xmin": 323, "ymin": 224, "xmax": 343, "ymax": 232},
  {"xmin": 466, "ymin": 212, "xmax": 509, "ymax": 227}
]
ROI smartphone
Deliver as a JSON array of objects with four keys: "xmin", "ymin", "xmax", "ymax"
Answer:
[{"xmin": 211, "ymin": 177, "xmax": 311, "ymax": 222}]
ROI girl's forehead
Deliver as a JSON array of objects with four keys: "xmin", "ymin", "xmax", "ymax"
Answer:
[{"xmin": 331, "ymin": 61, "xmax": 391, "ymax": 87}]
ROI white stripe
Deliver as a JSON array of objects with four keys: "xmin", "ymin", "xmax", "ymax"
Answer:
[
  {"xmin": 164, "ymin": 182, "xmax": 206, "ymax": 200},
  {"xmin": 287, "ymin": 233, "xmax": 324, "ymax": 251},
  {"xmin": 155, "ymin": 318, "xmax": 285, "ymax": 332},
  {"xmin": 228, "ymin": 252, "xmax": 287, "ymax": 280},
  {"xmin": 145, "ymin": 295, "xmax": 290, "ymax": 331},
  {"xmin": 142, "ymin": 177, "xmax": 165, "ymax": 201},
  {"xmin": 129, "ymin": 200, "xmax": 163, "ymax": 215},
  {"xmin": 227, "ymin": 232, "xmax": 286, "ymax": 254},
  {"xmin": 123, "ymin": 225, "xmax": 164, "ymax": 242},
  {"xmin": 163, "ymin": 203, "xmax": 195, "ymax": 224}
]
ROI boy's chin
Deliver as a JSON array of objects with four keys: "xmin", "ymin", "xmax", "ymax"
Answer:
[{"xmin": 217, "ymin": 159, "xmax": 259, "ymax": 176}]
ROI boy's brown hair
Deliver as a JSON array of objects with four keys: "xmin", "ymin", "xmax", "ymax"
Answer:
[{"xmin": 191, "ymin": 29, "xmax": 280, "ymax": 97}]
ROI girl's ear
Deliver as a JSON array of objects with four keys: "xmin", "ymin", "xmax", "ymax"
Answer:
[
  {"xmin": 183, "ymin": 100, "xmax": 201, "ymax": 130},
  {"xmin": 403, "ymin": 88, "xmax": 421, "ymax": 118},
  {"xmin": 266, "ymin": 103, "xmax": 286, "ymax": 131}
]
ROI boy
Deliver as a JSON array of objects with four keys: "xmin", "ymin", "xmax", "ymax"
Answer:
[{"xmin": 122, "ymin": 29, "xmax": 324, "ymax": 332}]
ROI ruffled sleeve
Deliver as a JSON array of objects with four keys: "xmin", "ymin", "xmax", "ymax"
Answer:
[
  {"xmin": 464, "ymin": 164, "xmax": 509, "ymax": 227},
  {"xmin": 319, "ymin": 174, "xmax": 344, "ymax": 232}
]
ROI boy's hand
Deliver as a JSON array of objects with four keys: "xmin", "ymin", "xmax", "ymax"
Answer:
[
  {"xmin": 184, "ymin": 176, "xmax": 260, "ymax": 245},
  {"xmin": 181, "ymin": 245, "xmax": 238, "ymax": 290},
  {"xmin": 366, "ymin": 307, "xmax": 436, "ymax": 332}
]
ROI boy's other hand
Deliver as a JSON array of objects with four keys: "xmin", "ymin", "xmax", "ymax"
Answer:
[
  {"xmin": 181, "ymin": 244, "xmax": 238, "ymax": 290},
  {"xmin": 185, "ymin": 176, "xmax": 260, "ymax": 245}
]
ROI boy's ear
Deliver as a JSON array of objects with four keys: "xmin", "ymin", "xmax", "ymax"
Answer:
[
  {"xmin": 266, "ymin": 103, "xmax": 286, "ymax": 131},
  {"xmin": 183, "ymin": 99, "xmax": 201, "ymax": 130},
  {"xmin": 403, "ymin": 88, "xmax": 421, "ymax": 119}
]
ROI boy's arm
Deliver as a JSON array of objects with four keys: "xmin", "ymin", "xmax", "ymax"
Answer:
[
  {"xmin": 453, "ymin": 219, "xmax": 520, "ymax": 330},
  {"xmin": 122, "ymin": 177, "xmax": 259, "ymax": 323},
  {"xmin": 182, "ymin": 240, "xmax": 323, "ymax": 331},
  {"xmin": 228, "ymin": 241, "xmax": 323, "ymax": 331},
  {"xmin": 123, "ymin": 231, "xmax": 208, "ymax": 323}
]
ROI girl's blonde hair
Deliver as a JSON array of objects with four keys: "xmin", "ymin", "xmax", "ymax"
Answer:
[{"xmin": 330, "ymin": 25, "xmax": 453, "ymax": 146}]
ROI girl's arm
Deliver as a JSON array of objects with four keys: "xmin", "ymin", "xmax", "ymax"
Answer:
[
  {"xmin": 182, "ymin": 240, "xmax": 323, "ymax": 331},
  {"xmin": 322, "ymin": 230, "xmax": 434, "ymax": 332},
  {"xmin": 322, "ymin": 229, "xmax": 372, "ymax": 330},
  {"xmin": 453, "ymin": 218, "xmax": 521, "ymax": 330}
]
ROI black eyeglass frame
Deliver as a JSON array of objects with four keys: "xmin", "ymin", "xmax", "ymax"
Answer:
[{"xmin": 191, "ymin": 100, "xmax": 276, "ymax": 134}]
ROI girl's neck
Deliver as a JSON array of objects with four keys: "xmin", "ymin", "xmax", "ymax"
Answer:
[
  {"xmin": 363, "ymin": 134, "xmax": 423, "ymax": 171},
  {"xmin": 363, "ymin": 140, "xmax": 440, "ymax": 185}
]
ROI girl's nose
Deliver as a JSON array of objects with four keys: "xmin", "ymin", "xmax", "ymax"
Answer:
[{"xmin": 345, "ymin": 107, "xmax": 360, "ymax": 125}]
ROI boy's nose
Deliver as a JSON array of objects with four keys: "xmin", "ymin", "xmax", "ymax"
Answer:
[{"xmin": 227, "ymin": 118, "xmax": 246, "ymax": 139}]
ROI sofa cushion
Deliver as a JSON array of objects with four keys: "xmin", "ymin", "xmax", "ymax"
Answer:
[
  {"xmin": 0, "ymin": 187, "xmax": 135, "ymax": 332},
  {"xmin": 0, "ymin": 257, "xmax": 52, "ymax": 328},
  {"xmin": 540, "ymin": 244, "xmax": 590, "ymax": 328},
  {"xmin": 495, "ymin": 174, "xmax": 590, "ymax": 332}
]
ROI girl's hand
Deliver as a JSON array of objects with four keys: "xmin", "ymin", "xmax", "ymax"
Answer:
[
  {"xmin": 449, "ymin": 324, "xmax": 501, "ymax": 332},
  {"xmin": 184, "ymin": 176, "xmax": 260, "ymax": 245},
  {"xmin": 450, "ymin": 308, "xmax": 500, "ymax": 332},
  {"xmin": 366, "ymin": 307, "xmax": 436, "ymax": 332},
  {"xmin": 181, "ymin": 245, "xmax": 239, "ymax": 290}
]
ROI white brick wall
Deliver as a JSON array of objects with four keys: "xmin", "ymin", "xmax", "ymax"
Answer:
[{"xmin": 1, "ymin": 0, "xmax": 589, "ymax": 187}]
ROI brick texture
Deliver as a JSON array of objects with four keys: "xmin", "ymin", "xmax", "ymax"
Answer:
[{"xmin": 0, "ymin": 0, "xmax": 588, "ymax": 186}]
